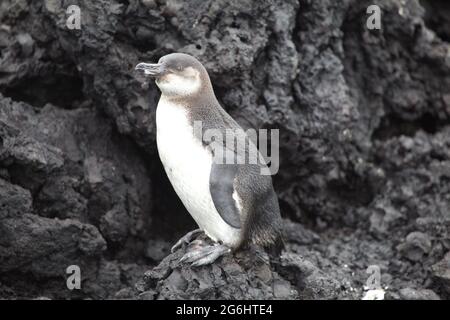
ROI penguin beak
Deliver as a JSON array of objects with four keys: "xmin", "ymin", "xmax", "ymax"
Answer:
[{"xmin": 135, "ymin": 62, "xmax": 165, "ymax": 77}]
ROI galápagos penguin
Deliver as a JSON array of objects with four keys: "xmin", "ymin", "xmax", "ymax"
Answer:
[{"xmin": 136, "ymin": 53, "xmax": 283, "ymax": 266}]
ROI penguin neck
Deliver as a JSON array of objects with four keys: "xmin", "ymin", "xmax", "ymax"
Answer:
[{"xmin": 160, "ymin": 82, "xmax": 218, "ymax": 108}]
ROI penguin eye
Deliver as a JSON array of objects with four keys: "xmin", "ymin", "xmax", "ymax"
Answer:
[{"xmin": 176, "ymin": 65, "xmax": 183, "ymax": 71}]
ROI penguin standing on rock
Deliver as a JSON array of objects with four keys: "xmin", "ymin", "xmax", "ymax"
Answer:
[{"xmin": 135, "ymin": 53, "xmax": 283, "ymax": 266}]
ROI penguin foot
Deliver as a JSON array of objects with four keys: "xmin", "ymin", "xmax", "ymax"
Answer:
[
  {"xmin": 171, "ymin": 228, "xmax": 203, "ymax": 253},
  {"xmin": 180, "ymin": 244, "xmax": 231, "ymax": 267}
]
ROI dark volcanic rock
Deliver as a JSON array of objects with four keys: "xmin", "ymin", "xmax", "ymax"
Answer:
[
  {"xmin": 432, "ymin": 252, "xmax": 450, "ymax": 295},
  {"xmin": 0, "ymin": 94, "xmax": 152, "ymax": 298},
  {"xmin": 397, "ymin": 231, "xmax": 432, "ymax": 262},
  {"xmin": 0, "ymin": 214, "xmax": 106, "ymax": 275},
  {"xmin": 398, "ymin": 287, "xmax": 440, "ymax": 300},
  {"xmin": 137, "ymin": 245, "xmax": 298, "ymax": 300},
  {"xmin": 0, "ymin": 0, "xmax": 449, "ymax": 299},
  {"xmin": 0, "ymin": 177, "xmax": 32, "ymax": 218}
]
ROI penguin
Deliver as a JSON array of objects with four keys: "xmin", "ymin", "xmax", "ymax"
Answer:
[{"xmin": 135, "ymin": 53, "xmax": 283, "ymax": 266}]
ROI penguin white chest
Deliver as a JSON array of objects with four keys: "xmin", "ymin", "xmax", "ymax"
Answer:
[{"xmin": 155, "ymin": 97, "xmax": 240, "ymax": 247}]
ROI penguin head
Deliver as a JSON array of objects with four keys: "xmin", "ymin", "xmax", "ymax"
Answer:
[{"xmin": 135, "ymin": 53, "xmax": 211, "ymax": 97}]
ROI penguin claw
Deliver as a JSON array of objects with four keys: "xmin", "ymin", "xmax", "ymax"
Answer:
[
  {"xmin": 171, "ymin": 229, "xmax": 203, "ymax": 253},
  {"xmin": 188, "ymin": 239, "xmax": 205, "ymax": 249},
  {"xmin": 180, "ymin": 244, "xmax": 231, "ymax": 267},
  {"xmin": 179, "ymin": 247, "xmax": 207, "ymax": 263}
]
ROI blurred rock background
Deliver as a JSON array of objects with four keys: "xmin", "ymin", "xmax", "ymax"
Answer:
[{"xmin": 0, "ymin": 0, "xmax": 448, "ymax": 299}]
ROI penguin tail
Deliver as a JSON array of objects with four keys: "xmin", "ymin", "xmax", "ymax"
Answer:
[{"xmin": 264, "ymin": 232, "xmax": 285, "ymax": 257}]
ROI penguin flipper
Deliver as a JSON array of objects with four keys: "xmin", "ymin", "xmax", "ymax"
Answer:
[{"xmin": 209, "ymin": 162, "xmax": 241, "ymax": 229}]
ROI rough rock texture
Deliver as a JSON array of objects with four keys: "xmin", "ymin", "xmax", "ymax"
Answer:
[
  {"xmin": 136, "ymin": 239, "xmax": 299, "ymax": 300},
  {"xmin": 0, "ymin": 0, "xmax": 449, "ymax": 299}
]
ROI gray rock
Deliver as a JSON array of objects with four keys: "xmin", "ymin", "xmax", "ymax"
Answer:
[
  {"xmin": 139, "ymin": 244, "xmax": 298, "ymax": 300},
  {"xmin": 0, "ymin": 177, "xmax": 32, "ymax": 218},
  {"xmin": 397, "ymin": 232, "xmax": 432, "ymax": 262},
  {"xmin": 399, "ymin": 287, "xmax": 440, "ymax": 300},
  {"xmin": 432, "ymin": 252, "xmax": 450, "ymax": 295}
]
